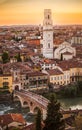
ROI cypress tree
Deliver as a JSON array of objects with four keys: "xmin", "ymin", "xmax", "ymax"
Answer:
[
  {"xmin": 17, "ymin": 53, "xmax": 22, "ymax": 62},
  {"xmin": 43, "ymin": 94, "xmax": 65, "ymax": 130},
  {"xmin": 2, "ymin": 52, "xmax": 9, "ymax": 63},
  {"xmin": 35, "ymin": 109, "xmax": 42, "ymax": 130}
]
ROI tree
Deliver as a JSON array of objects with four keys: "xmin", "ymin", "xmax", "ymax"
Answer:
[
  {"xmin": 16, "ymin": 53, "xmax": 22, "ymax": 62},
  {"xmin": 2, "ymin": 52, "xmax": 9, "ymax": 63},
  {"xmin": 35, "ymin": 109, "xmax": 42, "ymax": 130},
  {"xmin": 43, "ymin": 94, "xmax": 65, "ymax": 130}
]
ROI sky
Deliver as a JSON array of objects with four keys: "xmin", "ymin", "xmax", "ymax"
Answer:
[{"xmin": 0, "ymin": 0, "xmax": 82, "ymax": 25}]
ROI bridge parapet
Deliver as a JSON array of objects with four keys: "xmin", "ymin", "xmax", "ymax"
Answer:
[{"xmin": 20, "ymin": 89, "xmax": 49, "ymax": 103}]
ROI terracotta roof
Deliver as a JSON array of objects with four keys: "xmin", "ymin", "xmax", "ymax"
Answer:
[
  {"xmin": 27, "ymin": 71, "xmax": 48, "ymax": 77},
  {"xmin": 28, "ymin": 39, "xmax": 40, "ymax": 46},
  {"xmin": 0, "ymin": 74, "xmax": 12, "ymax": 77},
  {"xmin": 57, "ymin": 59, "xmax": 82, "ymax": 70},
  {"xmin": 0, "ymin": 113, "xmax": 26, "ymax": 127},
  {"xmin": 3, "ymin": 62, "xmax": 32, "ymax": 73},
  {"xmin": 47, "ymin": 68, "xmax": 63, "ymax": 75},
  {"xmin": 43, "ymin": 59, "xmax": 56, "ymax": 64}
]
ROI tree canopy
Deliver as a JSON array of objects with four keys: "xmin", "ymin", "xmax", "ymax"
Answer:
[
  {"xmin": 2, "ymin": 51, "xmax": 9, "ymax": 63},
  {"xmin": 43, "ymin": 94, "xmax": 65, "ymax": 130},
  {"xmin": 35, "ymin": 108, "xmax": 42, "ymax": 130}
]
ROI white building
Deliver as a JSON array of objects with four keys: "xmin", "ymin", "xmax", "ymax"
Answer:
[
  {"xmin": 54, "ymin": 41, "xmax": 76, "ymax": 60},
  {"xmin": 41, "ymin": 9, "xmax": 76, "ymax": 60},
  {"xmin": 41, "ymin": 9, "xmax": 53, "ymax": 59}
]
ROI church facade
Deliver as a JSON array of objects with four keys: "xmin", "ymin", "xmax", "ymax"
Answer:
[{"xmin": 41, "ymin": 9, "xmax": 76, "ymax": 60}]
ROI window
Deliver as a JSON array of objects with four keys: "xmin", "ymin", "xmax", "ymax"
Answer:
[
  {"xmin": 67, "ymin": 75, "xmax": 69, "ymax": 79},
  {"xmin": 48, "ymin": 15, "xmax": 50, "ymax": 19},
  {"xmin": 38, "ymin": 77, "xmax": 40, "ymax": 80},
  {"xmin": 48, "ymin": 43, "xmax": 50, "ymax": 48},
  {"xmin": 26, "ymin": 75, "xmax": 28, "ymax": 79},
  {"xmin": 3, "ymin": 78, "xmax": 8, "ymax": 80},
  {"xmin": 51, "ymin": 77, "xmax": 53, "ymax": 81},
  {"xmin": 3, "ymin": 82, "xmax": 9, "ymax": 87},
  {"xmin": 48, "ymin": 34, "xmax": 50, "ymax": 37},
  {"xmin": 15, "ymin": 72, "xmax": 17, "ymax": 75},
  {"xmin": 33, "ymin": 78, "xmax": 36, "ymax": 80},
  {"xmin": 72, "ymin": 73, "xmax": 74, "ymax": 76},
  {"xmin": 64, "ymin": 75, "xmax": 66, "ymax": 79}
]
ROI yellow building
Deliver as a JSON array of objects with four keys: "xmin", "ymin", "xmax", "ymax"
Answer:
[
  {"xmin": 0, "ymin": 74, "xmax": 13, "ymax": 92},
  {"xmin": 46, "ymin": 68, "xmax": 65, "ymax": 85},
  {"xmin": 63, "ymin": 69, "xmax": 70, "ymax": 85},
  {"xmin": 70, "ymin": 67, "xmax": 82, "ymax": 82}
]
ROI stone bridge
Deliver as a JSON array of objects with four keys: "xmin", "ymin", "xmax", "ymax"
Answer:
[{"xmin": 14, "ymin": 90, "xmax": 49, "ymax": 119}]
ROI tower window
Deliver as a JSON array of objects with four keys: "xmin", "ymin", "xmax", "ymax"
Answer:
[
  {"xmin": 48, "ymin": 15, "xmax": 50, "ymax": 19},
  {"xmin": 48, "ymin": 43, "xmax": 50, "ymax": 48}
]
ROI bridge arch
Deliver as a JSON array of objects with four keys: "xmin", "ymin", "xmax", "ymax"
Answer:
[
  {"xmin": 33, "ymin": 106, "xmax": 43, "ymax": 115},
  {"xmin": 14, "ymin": 95, "xmax": 20, "ymax": 101},
  {"xmin": 23, "ymin": 101, "xmax": 28, "ymax": 106},
  {"xmin": 33, "ymin": 107, "xmax": 40, "ymax": 114},
  {"xmin": 14, "ymin": 95, "xmax": 24, "ymax": 107}
]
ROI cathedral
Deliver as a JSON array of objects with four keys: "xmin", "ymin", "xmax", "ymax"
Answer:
[{"xmin": 41, "ymin": 9, "xmax": 76, "ymax": 60}]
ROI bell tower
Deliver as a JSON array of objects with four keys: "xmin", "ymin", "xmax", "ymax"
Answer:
[{"xmin": 42, "ymin": 9, "xmax": 53, "ymax": 59}]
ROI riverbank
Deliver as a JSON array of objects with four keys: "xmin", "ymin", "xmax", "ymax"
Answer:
[{"xmin": 34, "ymin": 81, "xmax": 82, "ymax": 99}]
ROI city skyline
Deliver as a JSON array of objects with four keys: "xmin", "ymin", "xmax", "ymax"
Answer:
[{"xmin": 0, "ymin": 0, "xmax": 82, "ymax": 25}]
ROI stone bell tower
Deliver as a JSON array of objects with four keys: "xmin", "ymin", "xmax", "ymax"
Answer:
[{"xmin": 42, "ymin": 9, "xmax": 53, "ymax": 59}]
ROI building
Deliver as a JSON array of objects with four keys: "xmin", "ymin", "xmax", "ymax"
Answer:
[
  {"xmin": 0, "ymin": 74, "xmax": 12, "ymax": 92},
  {"xmin": 25, "ymin": 71, "xmax": 48, "ymax": 90},
  {"xmin": 71, "ymin": 36, "xmax": 82, "ymax": 45},
  {"xmin": 41, "ymin": 9, "xmax": 53, "ymax": 59},
  {"xmin": 46, "ymin": 68, "xmax": 64, "ymax": 85},
  {"xmin": 41, "ymin": 9, "xmax": 76, "ymax": 60},
  {"xmin": 54, "ymin": 41, "xmax": 76, "ymax": 60},
  {"xmin": 42, "ymin": 59, "xmax": 82, "ymax": 86},
  {"xmin": 41, "ymin": 59, "xmax": 57, "ymax": 70},
  {"xmin": 0, "ymin": 113, "xmax": 26, "ymax": 130}
]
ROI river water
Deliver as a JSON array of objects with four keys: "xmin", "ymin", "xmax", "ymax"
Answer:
[
  {"xmin": 59, "ymin": 97, "xmax": 82, "ymax": 110},
  {"xmin": 0, "ymin": 101, "xmax": 35, "ymax": 122},
  {"xmin": 0, "ymin": 97, "xmax": 82, "ymax": 122}
]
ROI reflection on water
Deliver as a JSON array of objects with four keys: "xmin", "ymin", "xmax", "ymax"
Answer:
[
  {"xmin": 0, "ymin": 101, "xmax": 35, "ymax": 123},
  {"xmin": 59, "ymin": 97, "xmax": 82, "ymax": 110}
]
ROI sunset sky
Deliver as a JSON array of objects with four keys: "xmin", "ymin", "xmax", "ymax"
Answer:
[{"xmin": 0, "ymin": 0, "xmax": 82, "ymax": 25}]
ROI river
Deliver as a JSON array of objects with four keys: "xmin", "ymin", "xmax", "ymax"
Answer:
[
  {"xmin": 0, "ymin": 97, "xmax": 82, "ymax": 122},
  {"xmin": 59, "ymin": 97, "xmax": 82, "ymax": 110},
  {"xmin": 0, "ymin": 101, "xmax": 35, "ymax": 122}
]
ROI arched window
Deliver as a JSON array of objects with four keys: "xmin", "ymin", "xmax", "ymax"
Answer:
[{"xmin": 48, "ymin": 43, "xmax": 50, "ymax": 48}]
